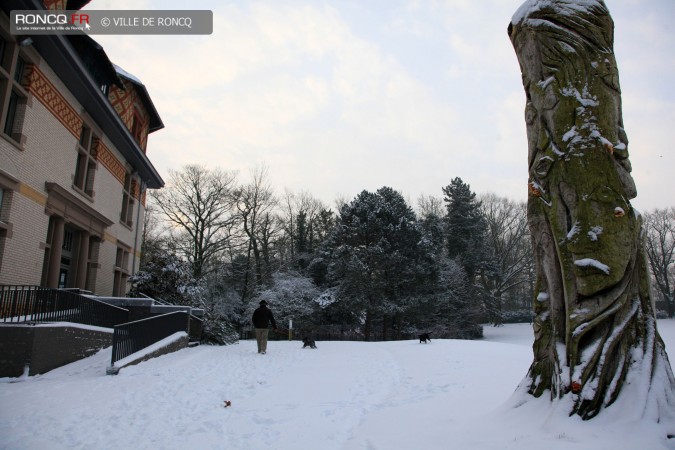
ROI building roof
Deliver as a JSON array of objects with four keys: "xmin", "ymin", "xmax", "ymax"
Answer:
[
  {"xmin": 65, "ymin": 34, "xmax": 123, "ymax": 91},
  {"xmin": 112, "ymin": 64, "xmax": 164, "ymax": 133},
  {"xmin": 1, "ymin": 0, "xmax": 165, "ymax": 189}
]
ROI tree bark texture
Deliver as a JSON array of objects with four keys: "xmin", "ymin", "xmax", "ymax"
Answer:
[{"xmin": 509, "ymin": 0, "xmax": 675, "ymax": 420}]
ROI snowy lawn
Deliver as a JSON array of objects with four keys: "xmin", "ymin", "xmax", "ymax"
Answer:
[{"xmin": 1, "ymin": 321, "xmax": 674, "ymax": 450}]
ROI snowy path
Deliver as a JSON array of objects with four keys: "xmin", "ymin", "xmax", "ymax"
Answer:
[
  {"xmin": 0, "ymin": 336, "xmax": 527, "ymax": 449},
  {"xmin": 217, "ymin": 341, "xmax": 402, "ymax": 449},
  {"xmin": 1, "ymin": 321, "xmax": 673, "ymax": 449}
]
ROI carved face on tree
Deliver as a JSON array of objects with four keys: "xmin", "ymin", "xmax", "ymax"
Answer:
[
  {"xmin": 510, "ymin": 0, "xmax": 675, "ymax": 422},
  {"xmin": 555, "ymin": 152, "xmax": 635, "ymax": 297},
  {"xmin": 511, "ymin": 3, "xmax": 638, "ymax": 298}
]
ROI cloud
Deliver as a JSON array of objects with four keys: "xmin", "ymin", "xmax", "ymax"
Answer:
[
  {"xmin": 117, "ymin": 2, "xmax": 472, "ymax": 204},
  {"xmin": 89, "ymin": 0, "xmax": 675, "ymax": 211},
  {"xmin": 91, "ymin": 1, "xmax": 513, "ymax": 204}
]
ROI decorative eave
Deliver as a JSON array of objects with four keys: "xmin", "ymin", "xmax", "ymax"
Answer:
[
  {"xmin": 1, "ymin": 0, "xmax": 165, "ymax": 189},
  {"xmin": 45, "ymin": 182, "xmax": 114, "ymax": 238},
  {"xmin": 113, "ymin": 64, "xmax": 164, "ymax": 133}
]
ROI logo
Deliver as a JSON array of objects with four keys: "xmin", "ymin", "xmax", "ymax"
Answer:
[
  {"xmin": 10, "ymin": 10, "xmax": 213, "ymax": 35},
  {"xmin": 14, "ymin": 12, "xmax": 91, "ymax": 31}
]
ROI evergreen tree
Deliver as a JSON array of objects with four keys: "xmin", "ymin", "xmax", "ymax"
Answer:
[
  {"xmin": 320, "ymin": 187, "xmax": 435, "ymax": 340},
  {"xmin": 433, "ymin": 258, "xmax": 483, "ymax": 339},
  {"xmin": 129, "ymin": 248, "xmax": 239, "ymax": 345},
  {"xmin": 314, "ymin": 209, "xmax": 335, "ymax": 243},
  {"xmin": 418, "ymin": 210, "xmax": 445, "ymax": 253},
  {"xmin": 295, "ymin": 210, "xmax": 310, "ymax": 271},
  {"xmin": 416, "ymin": 206, "xmax": 483, "ymax": 339},
  {"xmin": 129, "ymin": 247, "xmax": 198, "ymax": 306},
  {"xmin": 296, "ymin": 211, "xmax": 308, "ymax": 254},
  {"xmin": 442, "ymin": 177, "xmax": 489, "ymax": 278}
]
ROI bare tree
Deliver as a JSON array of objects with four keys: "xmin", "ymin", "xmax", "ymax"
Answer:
[
  {"xmin": 277, "ymin": 190, "xmax": 329, "ymax": 267},
  {"xmin": 279, "ymin": 189, "xmax": 297, "ymax": 263},
  {"xmin": 416, "ymin": 194, "xmax": 444, "ymax": 219},
  {"xmin": 151, "ymin": 165, "xmax": 238, "ymax": 279},
  {"xmin": 258, "ymin": 211, "xmax": 281, "ymax": 281},
  {"xmin": 235, "ymin": 165, "xmax": 277, "ymax": 298},
  {"xmin": 644, "ymin": 207, "xmax": 675, "ymax": 317},
  {"xmin": 139, "ymin": 200, "xmax": 165, "ymax": 268},
  {"xmin": 478, "ymin": 194, "xmax": 532, "ymax": 325}
]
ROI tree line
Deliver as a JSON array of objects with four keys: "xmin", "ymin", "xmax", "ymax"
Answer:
[{"xmin": 131, "ymin": 164, "xmax": 675, "ymax": 344}]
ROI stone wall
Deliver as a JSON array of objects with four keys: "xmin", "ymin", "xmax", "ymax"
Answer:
[{"xmin": 0, "ymin": 323, "xmax": 113, "ymax": 377}]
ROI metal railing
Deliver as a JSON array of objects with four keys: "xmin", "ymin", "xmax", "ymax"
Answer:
[
  {"xmin": 135, "ymin": 292, "xmax": 172, "ymax": 306},
  {"xmin": 135, "ymin": 292, "xmax": 203, "ymax": 341},
  {"xmin": 0, "ymin": 285, "xmax": 128, "ymax": 328},
  {"xmin": 188, "ymin": 314, "xmax": 203, "ymax": 341},
  {"xmin": 110, "ymin": 311, "xmax": 190, "ymax": 365},
  {"xmin": 136, "ymin": 292, "xmax": 203, "ymax": 341}
]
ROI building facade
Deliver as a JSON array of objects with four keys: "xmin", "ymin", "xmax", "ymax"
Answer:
[{"xmin": 0, "ymin": 0, "xmax": 164, "ymax": 296}]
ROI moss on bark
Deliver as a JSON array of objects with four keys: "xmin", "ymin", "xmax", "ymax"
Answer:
[{"xmin": 509, "ymin": 0, "xmax": 675, "ymax": 421}]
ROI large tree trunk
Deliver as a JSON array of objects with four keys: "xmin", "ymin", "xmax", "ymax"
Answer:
[{"xmin": 508, "ymin": 0, "xmax": 675, "ymax": 421}]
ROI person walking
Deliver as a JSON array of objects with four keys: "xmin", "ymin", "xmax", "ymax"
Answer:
[{"xmin": 252, "ymin": 300, "xmax": 277, "ymax": 354}]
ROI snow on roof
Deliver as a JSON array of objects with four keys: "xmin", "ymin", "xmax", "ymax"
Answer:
[
  {"xmin": 112, "ymin": 63, "xmax": 144, "ymax": 86},
  {"xmin": 111, "ymin": 63, "xmax": 164, "ymax": 132}
]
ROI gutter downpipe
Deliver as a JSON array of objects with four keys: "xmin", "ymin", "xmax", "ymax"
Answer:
[{"xmin": 131, "ymin": 179, "xmax": 146, "ymax": 278}]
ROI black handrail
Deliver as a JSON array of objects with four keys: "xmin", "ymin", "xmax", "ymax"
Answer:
[
  {"xmin": 136, "ymin": 292, "xmax": 203, "ymax": 340},
  {"xmin": 110, "ymin": 311, "xmax": 190, "ymax": 365},
  {"xmin": 0, "ymin": 285, "xmax": 128, "ymax": 328},
  {"xmin": 135, "ymin": 292, "xmax": 173, "ymax": 306}
]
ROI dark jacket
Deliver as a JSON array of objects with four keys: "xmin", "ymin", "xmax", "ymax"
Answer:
[{"xmin": 252, "ymin": 305, "xmax": 277, "ymax": 329}]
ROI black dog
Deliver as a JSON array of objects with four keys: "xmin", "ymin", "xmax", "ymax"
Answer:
[
  {"xmin": 419, "ymin": 332, "xmax": 431, "ymax": 343},
  {"xmin": 302, "ymin": 337, "xmax": 317, "ymax": 349}
]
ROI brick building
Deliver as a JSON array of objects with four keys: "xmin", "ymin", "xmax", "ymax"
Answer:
[{"xmin": 0, "ymin": 0, "xmax": 164, "ymax": 296}]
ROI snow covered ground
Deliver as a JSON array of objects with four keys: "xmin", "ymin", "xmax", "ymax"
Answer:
[{"xmin": 1, "ymin": 320, "xmax": 674, "ymax": 450}]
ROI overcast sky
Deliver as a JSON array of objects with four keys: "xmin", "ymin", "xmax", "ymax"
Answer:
[{"xmin": 85, "ymin": 0, "xmax": 675, "ymax": 212}]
